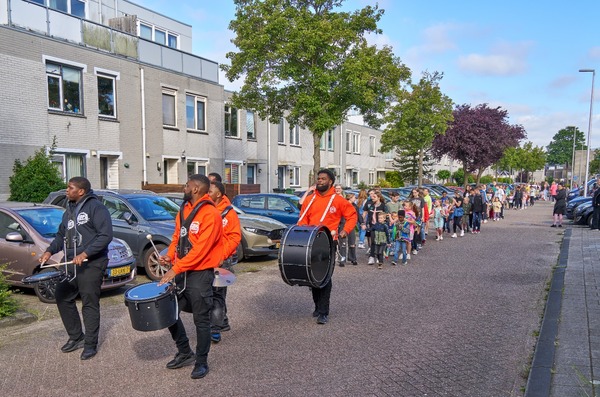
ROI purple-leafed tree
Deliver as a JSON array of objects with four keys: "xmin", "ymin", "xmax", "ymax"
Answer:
[{"xmin": 431, "ymin": 104, "xmax": 526, "ymax": 186}]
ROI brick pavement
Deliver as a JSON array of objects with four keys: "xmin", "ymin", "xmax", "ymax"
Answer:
[{"xmin": 0, "ymin": 202, "xmax": 560, "ymax": 396}]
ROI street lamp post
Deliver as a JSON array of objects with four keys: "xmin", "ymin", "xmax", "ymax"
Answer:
[
  {"xmin": 571, "ymin": 126, "xmax": 576, "ymax": 189},
  {"xmin": 579, "ymin": 69, "xmax": 595, "ymax": 196}
]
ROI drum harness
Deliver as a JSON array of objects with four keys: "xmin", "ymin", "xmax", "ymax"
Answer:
[
  {"xmin": 175, "ymin": 199, "xmax": 214, "ymax": 294},
  {"xmin": 298, "ymin": 191, "xmax": 337, "ymax": 229},
  {"xmin": 60, "ymin": 195, "xmax": 94, "ymax": 282},
  {"xmin": 220, "ymin": 205, "xmax": 237, "ymax": 267}
]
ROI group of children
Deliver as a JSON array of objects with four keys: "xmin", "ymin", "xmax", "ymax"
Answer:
[{"xmin": 351, "ymin": 185, "xmax": 511, "ymax": 269}]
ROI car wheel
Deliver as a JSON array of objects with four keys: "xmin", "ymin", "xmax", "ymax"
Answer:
[
  {"xmin": 33, "ymin": 268, "xmax": 59, "ymax": 304},
  {"xmin": 588, "ymin": 215, "xmax": 594, "ymax": 228},
  {"xmin": 575, "ymin": 215, "xmax": 582, "ymax": 225},
  {"xmin": 143, "ymin": 243, "xmax": 168, "ymax": 281},
  {"xmin": 236, "ymin": 237, "xmax": 246, "ymax": 262}
]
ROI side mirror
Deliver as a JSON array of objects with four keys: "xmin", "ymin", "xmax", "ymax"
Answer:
[
  {"xmin": 5, "ymin": 232, "xmax": 24, "ymax": 242},
  {"xmin": 284, "ymin": 206, "xmax": 294, "ymax": 213},
  {"xmin": 122, "ymin": 212, "xmax": 135, "ymax": 225}
]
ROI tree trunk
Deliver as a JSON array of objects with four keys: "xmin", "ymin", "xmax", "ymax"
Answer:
[
  {"xmin": 312, "ymin": 133, "xmax": 322, "ymax": 186},
  {"xmin": 476, "ymin": 168, "xmax": 484, "ymax": 184},
  {"xmin": 463, "ymin": 162, "xmax": 468, "ymax": 189},
  {"xmin": 417, "ymin": 148, "xmax": 424, "ymax": 187}
]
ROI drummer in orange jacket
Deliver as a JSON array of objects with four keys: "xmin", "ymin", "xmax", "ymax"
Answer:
[
  {"xmin": 297, "ymin": 169, "xmax": 357, "ymax": 324},
  {"xmin": 208, "ymin": 180, "xmax": 241, "ymax": 343},
  {"xmin": 158, "ymin": 174, "xmax": 223, "ymax": 380}
]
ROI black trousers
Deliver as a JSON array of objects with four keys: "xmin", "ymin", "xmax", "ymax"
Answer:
[
  {"xmin": 168, "ymin": 269, "xmax": 214, "ymax": 365},
  {"xmin": 55, "ymin": 257, "xmax": 107, "ymax": 349},
  {"xmin": 592, "ymin": 207, "xmax": 600, "ymax": 229},
  {"xmin": 311, "ymin": 240, "xmax": 336, "ymax": 315}
]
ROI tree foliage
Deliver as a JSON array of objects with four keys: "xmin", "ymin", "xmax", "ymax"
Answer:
[
  {"xmin": 9, "ymin": 138, "xmax": 66, "ymax": 203},
  {"xmin": 497, "ymin": 142, "xmax": 546, "ymax": 183},
  {"xmin": 380, "ymin": 71, "xmax": 453, "ymax": 187},
  {"xmin": 546, "ymin": 126, "xmax": 586, "ymax": 166},
  {"xmin": 384, "ymin": 171, "xmax": 403, "ymax": 187},
  {"xmin": 431, "ymin": 104, "xmax": 526, "ymax": 186},
  {"xmin": 391, "ymin": 147, "xmax": 434, "ymax": 186},
  {"xmin": 436, "ymin": 169, "xmax": 451, "ymax": 182},
  {"xmin": 223, "ymin": 0, "xmax": 411, "ymax": 181}
]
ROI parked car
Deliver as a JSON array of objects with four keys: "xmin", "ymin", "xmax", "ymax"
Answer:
[
  {"xmin": 232, "ymin": 193, "xmax": 301, "ymax": 226},
  {"xmin": 162, "ymin": 193, "xmax": 287, "ymax": 260},
  {"xmin": 566, "ymin": 196, "xmax": 592, "ymax": 219},
  {"xmin": 567, "ymin": 178, "xmax": 596, "ymax": 202},
  {"xmin": 574, "ymin": 201, "xmax": 593, "ymax": 227},
  {"xmin": 0, "ymin": 202, "xmax": 135, "ymax": 303},
  {"xmin": 44, "ymin": 190, "xmax": 178, "ymax": 281}
]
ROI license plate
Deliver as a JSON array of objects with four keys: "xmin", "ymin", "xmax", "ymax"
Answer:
[{"xmin": 109, "ymin": 266, "xmax": 130, "ymax": 277}]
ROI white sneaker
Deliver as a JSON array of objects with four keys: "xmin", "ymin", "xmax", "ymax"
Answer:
[
  {"xmin": 412, "ymin": 249, "xmax": 418, "ymax": 255},
  {"xmin": 367, "ymin": 256, "xmax": 375, "ymax": 265},
  {"xmin": 358, "ymin": 243, "xmax": 365, "ymax": 249},
  {"xmin": 460, "ymin": 230, "xmax": 464, "ymax": 237},
  {"xmin": 451, "ymin": 233, "xmax": 457, "ymax": 238},
  {"xmin": 406, "ymin": 254, "xmax": 411, "ymax": 260},
  {"xmin": 440, "ymin": 236, "xmax": 443, "ymax": 240},
  {"xmin": 484, "ymin": 219, "xmax": 488, "ymax": 223},
  {"xmin": 435, "ymin": 236, "xmax": 439, "ymax": 241}
]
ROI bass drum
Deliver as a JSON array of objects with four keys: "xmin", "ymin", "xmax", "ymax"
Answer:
[{"xmin": 278, "ymin": 225, "xmax": 334, "ymax": 288}]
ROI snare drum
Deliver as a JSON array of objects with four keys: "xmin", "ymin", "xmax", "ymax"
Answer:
[
  {"xmin": 278, "ymin": 225, "xmax": 334, "ymax": 288},
  {"xmin": 22, "ymin": 269, "xmax": 67, "ymax": 285},
  {"xmin": 124, "ymin": 282, "xmax": 178, "ymax": 332}
]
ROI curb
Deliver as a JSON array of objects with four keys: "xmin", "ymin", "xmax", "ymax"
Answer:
[
  {"xmin": 0, "ymin": 309, "xmax": 37, "ymax": 328},
  {"xmin": 524, "ymin": 228, "xmax": 570, "ymax": 397}
]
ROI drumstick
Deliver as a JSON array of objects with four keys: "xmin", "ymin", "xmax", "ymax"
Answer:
[
  {"xmin": 146, "ymin": 234, "xmax": 162, "ymax": 257},
  {"xmin": 40, "ymin": 259, "xmax": 88, "ymax": 268}
]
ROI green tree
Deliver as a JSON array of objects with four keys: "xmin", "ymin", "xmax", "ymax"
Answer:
[
  {"xmin": 384, "ymin": 171, "xmax": 403, "ymax": 187},
  {"xmin": 392, "ymin": 147, "xmax": 434, "ymax": 186},
  {"xmin": 9, "ymin": 138, "xmax": 66, "ymax": 202},
  {"xmin": 223, "ymin": 0, "xmax": 411, "ymax": 181},
  {"xmin": 436, "ymin": 169, "xmax": 451, "ymax": 183},
  {"xmin": 589, "ymin": 150, "xmax": 600, "ymax": 176},
  {"xmin": 380, "ymin": 71, "xmax": 454, "ymax": 187},
  {"xmin": 546, "ymin": 126, "xmax": 586, "ymax": 167}
]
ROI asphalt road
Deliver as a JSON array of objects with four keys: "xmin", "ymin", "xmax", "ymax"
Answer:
[{"xmin": 0, "ymin": 202, "xmax": 561, "ymax": 397}]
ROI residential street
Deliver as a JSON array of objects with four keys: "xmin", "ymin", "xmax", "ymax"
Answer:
[{"xmin": 0, "ymin": 202, "xmax": 560, "ymax": 396}]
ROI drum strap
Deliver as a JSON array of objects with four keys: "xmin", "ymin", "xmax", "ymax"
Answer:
[
  {"xmin": 177, "ymin": 200, "xmax": 214, "ymax": 259},
  {"xmin": 220, "ymin": 206, "xmax": 233, "ymax": 218},
  {"xmin": 298, "ymin": 192, "xmax": 336, "ymax": 224}
]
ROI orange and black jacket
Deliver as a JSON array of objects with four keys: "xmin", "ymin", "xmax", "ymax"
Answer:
[
  {"xmin": 167, "ymin": 194, "xmax": 224, "ymax": 274},
  {"xmin": 215, "ymin": 195, "xmax": 242, "ymax": 260},
  {"xmin": 297, "ymin": 186, "xmax": 357, "ymax": 239}
]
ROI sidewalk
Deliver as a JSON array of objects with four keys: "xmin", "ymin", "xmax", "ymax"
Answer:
[{"xmin": 527, "ymin": 225, "xmax": 600, "ymax": 396}]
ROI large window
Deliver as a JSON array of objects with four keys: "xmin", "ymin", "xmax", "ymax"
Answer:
[
  {"xmin": 246, "ymin": 111, "xmax": 256, "ymax": 140},
  {"xmin": 162, "ymin": 90, "xmax": 176, "ymax": 127},
  {"xmin": 289, "ymin": 125, "xmax": 300, "ymax": 146},
  {"xmin": 289, "ymin": 166, "xmax": 300, "ymax": 187},
  {"xmin": 186, "ymin": 94, "xmax": 206, "ymax": 131},
  {"xmin": 368, "ymin": 171, "xmax": 375, "ymax": 185},
  {"xmin": 34, "ymin": 0, "xmax": 86, "ymax": 18},
  {"xmin": 224, "ymin": 105, "xmax": 238, "ymax": 137},
  {"xmin": 225, "ymin": 163, "xmax": 240, "ymax": 184},
  {"xmin": 247, "ymin": 165, "xmax": 256, "ymax": 184},
  {"xmin": 187, "ymin": 161, "xmax": 207, "ymax": 179},
  {"xmin": 97, "ymin": 75, "xmax": 116, "ymax": 118},
  {"xmin": 277, "ymin": 118, "xmax": 285, "ymax": 144},
  {"xmin": 345, "ymin": 130, "xmax": 351, "ymax": 153},
  {"xmin": 139, "ymin": 21, "xmax": 179, "ymax": 49},
  {"xmin": 51, "ymin": 153, "xmax": 86, "ymax": 181},
  {"xmin": 352, "ymin": 132, "xmax": 360, "ymax": 154},
  {"xmin": 46, "ymin": 62, "xmax": 82, "ymax": 114}
]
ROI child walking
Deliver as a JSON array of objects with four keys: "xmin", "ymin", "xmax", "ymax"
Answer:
[
  {"xmin": 371, "ymin": 212, "xmax": 390, "ymax": 269},
  {"xmin": 394, "ymin": 210, "xmax": 411, "ymax": 265},
  {"xmin": 432, "ymin": 199, "xmax": 444, "ymax": 241},
  {"xmin": 403, "ymin": 201, "xmax": 417, "ymax": 259},
  {"xmin": 492, "ymin": 197, "xmax": 503, "ymax": 221}
]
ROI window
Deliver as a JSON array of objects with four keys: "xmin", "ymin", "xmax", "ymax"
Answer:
[
  {"xmin": 138, "ymin": 21, "xmax": 179, "ymax": 49},
  {"xmin": 102, "ymin": 196, "xmax": 134, "ymax": 222},
  {"xmin": 289, "ymin": 125, "xmax": 300, "ymax": 146},
  {"xmin": 352, "ymin": 171, "xmax": 359, "ymax": 185},
  {"xmin": 368, "ymin": 171, "xmax": 375, "ymax": 185},
  {"xmin": 187, "ymin": 161, "xmax": 207, "ymax": 179},
  {"xmin": 345, "ymin": 130, "xmax": 351, "ymax": 153},
  {"xmin": 224, "ymin": 105, "xmax": 238, "ymax": 137},
  {"xmin": 46, "ymin": 63, "xmax": 82, "ymax": 114},
  {"xmin": 162, "ymin": 90, "xmax": 176, "ymax": 127},
  {"xmin": 70, "ymin": 0, "xmax": 85, "ymax": 17},
  {"xmin": 247, "ymin": 165, "xmax": 256, "ymax": 184},
  {"xmin": 239, "ymin": 196, "xmax": 265, "ymax": 210},
  {"xmin": 267, "ymin": 196, "xmax": 291, "ymax": 211},
  {"xmin": 352, "ymin": 132, "xmax": 360, "ymax": 154},
  {"xmin": 369, "ymin": 136, "xmax": 376, "ymax": 156},
  {"xmin": 97, "ymin": 75, "xmax": 116, "ymax": 118},
  {"xmin": 51, "ymin": 153, "xmax": 86, "ymax": 181},
  {"xmin": 186, "ymin": 94, "xmax": 206, "ymax": 131},
  {"xmin": 42, "ymin": 0, "xmax": 86, "ymax": 17},
  {"xmin": 289, "ymin": 166, "xmax": 300, "ymax": 187},
  {"xmin": 319, "ymin": 130, "xmax": 335, "ymax": 151},
  {"xmin": 277, "ymin": 118, "xmax": 285, "ymax": 143},
  {"xmin": 246, "ymin": 111, "xmax": 256, "ymax": 140},
  {"xmin": 225, "ymin": 163, "xmax": 240, "ymax": 184}
]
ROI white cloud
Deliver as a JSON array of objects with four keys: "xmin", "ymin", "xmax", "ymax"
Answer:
[
  {"xmin": 589, "ymin": 47, "xmax": 600, "ymax": 59},
  {"xmin": 457, "ymin": 41, "xmax": 533, "ymax": 76},
  {"xmin": 549, "ymin": 75, "xmax": 577, "ymax": 90},
  {"xmin": 406, "ymin": 23, "xmax": 460, "ymax": 61}
]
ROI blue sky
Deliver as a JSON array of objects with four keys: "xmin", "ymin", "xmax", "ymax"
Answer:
[{"xmin": 135, "ymin": 0, "xmax": 600, "ymax": 148}]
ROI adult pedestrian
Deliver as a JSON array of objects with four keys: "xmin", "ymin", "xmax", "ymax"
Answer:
[
  {"xmin": 39, "ymin": 177, "xmax": 113, "ymax": 360},
  {"xmin": 158, "ymin": 174, "xmax": 224, "ymax": 379},
  {"xmin": 208, "ymin": 181, "xmax": 241, "ymax": 343},
  {"xmin": 297, "ymin": 169, "xmax": 357, "ymax": 324},
  {"xmin": 591, "ymin": 184, "xmax": 600, "ymax": 230},
  {"xmin": 356, "ymin": 189, "xmax": 368, "ymax": 248},
  {"xmin": 363, "ymin": 190, "xmax": 388, "ymax": 264},
  {"xmin": 471, "ymin": 188, "xmax": 484, "ymax": 233},
  {"xmin": 551, "ymin": 182, "xmax": 567, "ymax": 228},
  {"xmin": 550, "ymin": 181, "xmax": 558, "ymax": 202}
]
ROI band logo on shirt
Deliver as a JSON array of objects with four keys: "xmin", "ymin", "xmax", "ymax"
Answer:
[
  {"xmin": 77, "ymin": 212, "xmax": 89, "ymax": 225},
  {"xmin": 189, "ymin": 221, "xmax": 200, "ymax": 234}
]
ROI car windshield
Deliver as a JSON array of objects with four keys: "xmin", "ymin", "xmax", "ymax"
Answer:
[
  {"xmin": 287, "ymin": 195, "xmax": 301, "ymax": 209},
  {"xmin": 127, "ymin": 196, "xmax": 180, "ymax": 221},
  {"xmin": 16, "ymin": 207, "xmax": 65, "ymax": 238}
]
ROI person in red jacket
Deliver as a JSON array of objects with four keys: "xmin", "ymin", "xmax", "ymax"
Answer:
[
  {"xmin": 297, "ymin": 169, "xmax": 357, "ymax": 324},
  {"xmin": 158, "ymin": 174, "xmax": 224, "ymax": 380},
  {"xmin": 208, "ymin": 180, "xmax": 241, "ymax": 343}
]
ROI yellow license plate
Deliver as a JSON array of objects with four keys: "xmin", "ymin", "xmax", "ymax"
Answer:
[{"xmin": 110, "ymin": 266, "xmax": 130, "ymax": 277}]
